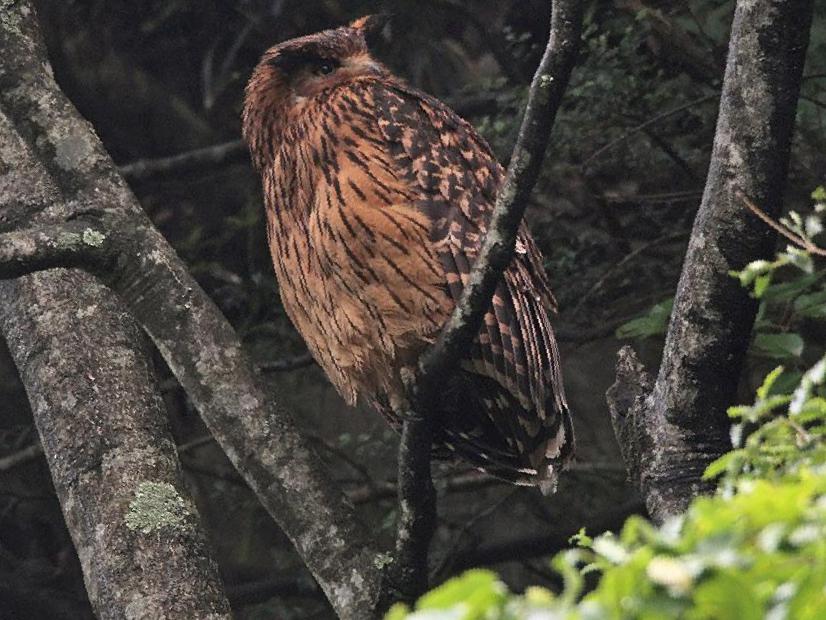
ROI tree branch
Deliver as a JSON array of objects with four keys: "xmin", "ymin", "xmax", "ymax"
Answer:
[
  {"xmin": 383, "ymin": 417, "xmax": 437, "ymax": 604},
  {"xmin": 0, "ymin": 5, "xmax": 383, "ymax": 618},
  {"xmin": 118, "ymin": 139, "xmax": 248, "ymax": 182},
  {"xmin": 385, "ymin": 0, "xmax": 584, "ymax": 602},
  {"xmin": 257, "ymin": 352, "xmax": 316, "ymax": 372},
  {"xmin": 226, "ymin": 577, "xmax": 323, "ymax": 607},
  {"xmin": 114, "ymin": 96, "xmax": 500, "ymax": 183},
  {"xmin": 0, "ymin": 441, "xmax": 44, "ymax": 472},
  {"xmin": 607, "ymin": 0, "xmax": 814, "ymax": 523},
  {"xmin": 414, "ymin": 0, "xmax": 583, "ymax": 392},
  {"xmin": 0, "ymin": 221, "xmax": 112, "ymax": 279},
  {"xmin": 0, "ymin": 124, "xmax": 230, "ymax": 620}
]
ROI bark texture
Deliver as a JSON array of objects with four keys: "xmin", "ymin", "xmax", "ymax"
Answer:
[
  {"xmin": 607, "ymin": 0, "xmax": 814, "ymax": 522},
  {"xmin": 0, "ymin": 273, "xmax": 231, "ymax": 620},
  {"xmin": 0, "ymin": 50, "xmax": 230, "ymax": 620},
  {"xmin": 0, "ymin": 4, "xmax": 383, "ymax": 618}
]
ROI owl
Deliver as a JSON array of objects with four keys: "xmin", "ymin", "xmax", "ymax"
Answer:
[{"xmin": 243, "ymin": 16, "xmax": 573, "ymax": 490}]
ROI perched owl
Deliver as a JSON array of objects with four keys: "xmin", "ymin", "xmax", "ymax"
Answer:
[{"xmin": 243, "ymin": 16, "xmax": 573, "ymax": 490}]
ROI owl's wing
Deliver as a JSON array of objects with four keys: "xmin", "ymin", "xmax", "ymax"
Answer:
[{"xmin": 364, "ymin": 79, "xmax": 571, "ymax": 471}]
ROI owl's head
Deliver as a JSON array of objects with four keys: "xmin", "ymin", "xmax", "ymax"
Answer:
[{"xmin": 243, "ymin": 16, "xmax": 389, "ymax": 168}]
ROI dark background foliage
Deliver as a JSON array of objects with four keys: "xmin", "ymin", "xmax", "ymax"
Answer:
[{"xmin": 1, "ymin": 1, "xmax": 824, "ymax": 617}]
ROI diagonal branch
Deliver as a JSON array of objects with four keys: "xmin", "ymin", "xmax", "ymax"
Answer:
[
  {"xmin": 385, "ymin": 0, "xmax": 584, "ymax": 603},
  {"xmin": 738, "ymin": 191, "xmax": 826, "ymax": 258},
  {"xmin": 0, "ymin": 120, "xmax": 230, "ymax": 620},
  {"xmin": 414, "ymin": 0, "xmax": 583, "ymax": 393},
  {"xmin": 0, "ymin": 5, "xmax": 383, "ymax": 618}
]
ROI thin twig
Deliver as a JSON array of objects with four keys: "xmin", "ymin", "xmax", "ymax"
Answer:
[
  {"xmin": 177, "ymin": 434, "xmax": 215, "ymax": 454},
  {"xmin": 581, "ymin": 94, "xmax": 716, "ymax": 170},
  {"xmin": 572, "ymin": 232, "xmax": 689, "ymax": 313},
  {"xmin": 430, "ymin": 488, "xmax": 519, "ymax": 580},
  {"xmin": 738, "ymin": 190, "xmax": 826, "ymax": 257},
  {"xmin": 348, "ymin": 471, "xmax": 491, "ymax": 504},
  {"xmin": 347, "ymin": 461, "xmax": 625, "ymax": 504},
  {"xmin": 306, "ymin": 433, "xmax": 380, "ymax": 495},
  {"xmin": 601, "ymin": 189, "xmax": 703, "ymax": 204},
  {"xmin": 0, "ymin": 442, "xmax": 43, "ymax": 472},
  {"xmin": 448, "ymin": 498, "xmax": 645, "ymax": 571},
  {"xmin": 555, "ymin": 315, "xmax": 636, "ymax": 344},
  {"xmin": 801, "ymin": 94, "xmax": 826, "ymax": 111},
  {"xmin": 226, "ymin": 576, "xmax": 323, "ymax": 606},
  {"xmin": 0, "ymin": 433, "xmax": 233, "ymax": 474},
  {"xmin": 115, "ymin": 95, "xmax": 500, "ymax": 183},
  {"xmin": 118, "ymin": 140, "xmax": 248, "ymax": 182},
  {"xmin": 257, "ymin": 352, "xmax": 315, "ymax": 372}
]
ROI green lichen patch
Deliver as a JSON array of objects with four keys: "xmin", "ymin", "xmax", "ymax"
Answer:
[
  {"xmin": 55, "ymin": 231, "xmax": 82, "ymax": 247},
  {"xmin": 125, "ymin": 482, "xmax": 190, "ymax": 534},
  {"xmin": 0, "ymin": 1, "xmax": 27, "ymax": 34},
  {"xmin": 82, "ymin": 228, "xmax": 105, "ymax": 247}
]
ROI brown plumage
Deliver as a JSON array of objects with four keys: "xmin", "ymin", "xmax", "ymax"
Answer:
[{"xmin": 243, "ymin": 16, "xmax": 573, "ymax": 490}]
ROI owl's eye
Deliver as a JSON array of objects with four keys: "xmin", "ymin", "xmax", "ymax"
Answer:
[{"xmin": 314, "ymin": 62, "xmax": 336, "ymax": 76}]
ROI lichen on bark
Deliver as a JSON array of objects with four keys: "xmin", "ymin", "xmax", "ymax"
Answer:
[{"xmin": 125, "ymin": 482, "xmax": 193, "ymax": 535}]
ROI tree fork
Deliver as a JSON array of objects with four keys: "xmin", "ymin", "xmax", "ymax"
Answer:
[{"xmin": 607, "ymin": 0, "xmax": 814, "ymax": 523}]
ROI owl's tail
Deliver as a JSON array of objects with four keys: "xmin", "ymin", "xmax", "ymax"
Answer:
[{"xmin": 433, "ymin": 369, "xmax": 575, "ymax": 492}]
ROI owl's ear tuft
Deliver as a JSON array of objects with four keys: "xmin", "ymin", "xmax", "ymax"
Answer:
[{"xmin": 349, "ymin": 14, "xmax": 390, "ymax": 46}]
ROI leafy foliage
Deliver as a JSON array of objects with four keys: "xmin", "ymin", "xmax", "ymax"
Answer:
[{"xmin": 389, "ymin": 191, "xmax": 826, "ymax": 620}]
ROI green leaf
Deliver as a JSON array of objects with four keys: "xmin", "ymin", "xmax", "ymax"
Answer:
[
  {"xmin": 768, "ymin": 370, "xmax": 804, "ymax": 396},
  {"xmin": 784, "ymin": 247, "xmax": 815, "ymax": 274},
  {"xmin": 793, "ymin": 289, "xmax": 826, "ymax": 319},
  {"xmin": 416, "ymin": 570, "xmax": 506, "ymax": 617},
  {"xmin": 760, "ymin": 273, "xmax": 821, "ymax": 302},
  {"xmin": 751, "ymin": 333, "xmax": 804, "ymax": 359},
  {"xmin": 616, "ymin": 298, "xmax": 673, "ymax": 340},
  {"xmin": 757, "ymin": 366, "xmax": 785, "ymax": 399},
  {"xmin": 733, "ymin": 260, "xmax": 772, "ymax": 288},
  {"xmin": 690, "ymin": 571, "xmax": 763, "ymax": 620},
  {"xmin": 703, "ymin": 450, "xmax": 742, "ymax": 480},
  {"xmin": 753, "ymin": 274, "xmax": 772, "ymax": 298},
  {"xmin": 384, "ymin": 604, "xmax": 411, "ymax": 620}
]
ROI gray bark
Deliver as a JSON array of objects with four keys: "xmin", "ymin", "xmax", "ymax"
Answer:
[
  {"xmin": 0, "ymin": 106, "xmax": 230, "ymax": 620},
  {"xmin": 607, "ymin": 0, "xmax": 814, "ymax": 522},
  {"xmin": 0, "ymin": 3, "xmax": 383, "ymax": 618},
  {"xmin": 0, "ymin": 274, "xmax": 231, "ymax": 619}
]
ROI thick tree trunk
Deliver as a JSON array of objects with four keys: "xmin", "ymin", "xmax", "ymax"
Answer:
[
  {"xmin": 0, "ymin": 275, "xmax": 232, "ymax": 619},
  {"xmin": 0, "ymin": 108, "xmax": 231, "ymax": 616},
  {"xmin": 607, "ymin": 0, "xmax": 814, "ymax": 522},
  {"xmin": 0, "ymin": 4, "xmax": 385, "ymax": 617}
]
